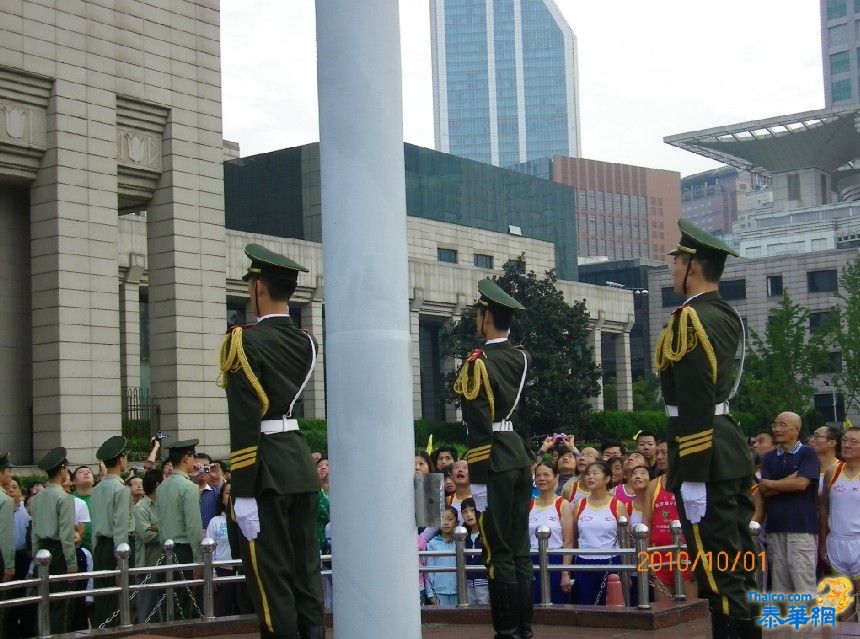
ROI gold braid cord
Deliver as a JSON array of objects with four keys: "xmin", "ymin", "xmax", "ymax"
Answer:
[
  {"xmin": 217, "ymin": 327, "xmax": 270, "ymax": 416},
  {"xmin": 453, "ymin": 351, "xmax": 495, "ymax": 422},
  {"xmin": 653, "ymin": 307, "xmax": 717, "ymax": 384}
]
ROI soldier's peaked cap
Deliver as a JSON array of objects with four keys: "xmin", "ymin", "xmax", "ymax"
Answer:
[
  {"xmin": 38, "ymin": 447, "xmax": 68, "ymax": 473},
  {"xmin": 96, "ymin": 436, "xmax": 128, "ymax": 462},
  {"xmin": 242, "ymin": 243, "xmax": 308, "ymax": 282},
  {"xmin": 0, "ymin": 451, "xmax": 13, "ymax": 469},
  {"xmin": 668, "ymin": 219, "xmax": 739, "ymax": 262},
  {"xmin": 474, "ymin": 279, "xmax": 525, "ymax": 312},
  {"xmin": 166, "ymin": 438, "xmax": 199, "ymax": 453}
]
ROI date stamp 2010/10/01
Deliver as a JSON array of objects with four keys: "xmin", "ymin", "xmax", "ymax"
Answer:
[{"xmin": 637, "ymin": 550, "xmax": 766, "ymax": 574}]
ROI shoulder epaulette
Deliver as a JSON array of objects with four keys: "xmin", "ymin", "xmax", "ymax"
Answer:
[
  {"xmin": 216, "ymin": 326, "xmax": 270, "ymax": 416},
  {"xmin": 467, "ymin": 348, "xmax": 484, "ymax": 363},
  {"xmin": 653, "ymin": 306, "xmax": 717, "ymax": 383}
]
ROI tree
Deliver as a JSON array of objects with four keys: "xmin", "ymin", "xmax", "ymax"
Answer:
[
  {"xmin": 734, "ymin": 291, "xmax": 829, "ymax": 425},
  {"xmin": 439, "ymin": 256, "xmax": 601, "ymax": 439},
  {"xmin": 828, "ymin": 258, "xmax": 860, "ymax": 419},
  {"xmin": 632, "ymin": 372, "xmax": 664, "ymax": 412}
]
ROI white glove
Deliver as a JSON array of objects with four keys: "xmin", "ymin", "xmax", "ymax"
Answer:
[
  {"xmin": 680, "ymin": 481, "xmax": 707, "ymax": 524},
  {"xmin": 233, "ymin": 497, "xmax": 260, "ymax": 541}
]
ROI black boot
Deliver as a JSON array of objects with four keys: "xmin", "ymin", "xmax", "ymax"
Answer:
[
  {"xmin": 518, "ymin": 579, "xmax": 534, "ymax": 639},
  {"xmin": 259, "ymin": 624, "xmax": 300, "ymax": 639},
  {"xmin": 738, "ymin": 618, "xmax": 762, "ymax": 639},
  {"xmin": 298, "ymin": 625, "xmax": 326, "ymax": 639},
  {"xmin": 488, "ymin": 580, "xmax": 521, "ymax": 639}
]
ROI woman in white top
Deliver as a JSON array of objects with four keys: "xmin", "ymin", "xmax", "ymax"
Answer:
[
  {"xmin": 572, "ymin": 461, "xmax": 631, "ymax": 605},
  {"xmin": 204, "ymin": 482, "xmax": 235, "ymax": 617},
  {"xmin": 528, "ymin": 462, "xmax": 574, "ymax": 603}
]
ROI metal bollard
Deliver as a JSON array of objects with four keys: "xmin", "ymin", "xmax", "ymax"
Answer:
[
  {"xmin": 633, "ymin": 523, "xmax": 651, "ymax": 610},
  {"xmin": 617, "ymin": 516, "xmax": 631, "ymax": 607},
  {"xmin": 453, "ymin": 526, "xmax": 469, "ymax": 607},
  {"xmin": 201, "ymin": 537, "xmax": 216, "ymax": 621},
  {"xmin": 670, "ymin": 520, "xmax": 686, "ymax": 601},
  {"xmin": 748, "ymin": 521, "xmax": 764, "ymax": 592},
  {"xmin": 116, "ymin": 543, "xmax": 132, "ymax": 628},
  {"xmin": 163, "ymin": 538, "xmax": 176, "ymax": 622},
  {"xmin": 536, "ymin": 525, "xmax": 551, "ymax": 607},
  {"xmin": 35, "ymin": 548, "xmax": 51, "ymax": 639}
]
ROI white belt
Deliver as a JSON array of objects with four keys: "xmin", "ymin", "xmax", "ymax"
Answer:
[
  {"xmin": 492, "ymin": 420, "xmax": 514, "ymax": 432},
  {"xmin": 261, "ymin": 417, "xmax": 300, "ymax": 435},
  {"xmin": 665, "ymin": 402, "xmax": 729, "ymax": 418}
]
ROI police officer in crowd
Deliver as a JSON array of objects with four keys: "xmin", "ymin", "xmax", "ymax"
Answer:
[
  {"xmin": 30, "ymin": 447, "xmax": 77, "ymax": 634},
  {"xmin": 655, "ymin": 219, "xmax": 758, "ymax": 639},
  {"xmin": 219, "ymin": 244, "xmax": 324, "ymax": 639},
  {"xmin": 91, "ymin": 435, "xmax": 132, "ymax": 627},
  {"xmin": 156, "ymin": 438, "xmax": 204, "ymax": 619},
  {"xmin": 454, "ymin": 279, "xmax": 533, "ymax": 639}
]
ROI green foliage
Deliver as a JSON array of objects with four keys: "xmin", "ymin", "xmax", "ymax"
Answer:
[
  {"xmin": 584, "ymin": 411, "xmax": 666, "ymax": 444},
  {"xmin": 14, "ymin": 474, "xmax": 48, "ymax": 495},
  {"xmin": 633, "ymin": 373, "xmax": 664, "ymax": 412},
  {"xmin": 439, "ymin": 255, "xmax": 601, "ymax": 438},
  {"xmin": 827, "ymin": 258, "xmax": 860, "ymax": 417},
  {"xmin": 298, "ymin": 419, "xmax": 329, "ymax": 456},
  {"xmin": 122, "ymin": 419, "xmax": 154, "ymax": 461},
  {"xmin": 735, "ymin": 291, "xmax": 829, "ymax": 425}
]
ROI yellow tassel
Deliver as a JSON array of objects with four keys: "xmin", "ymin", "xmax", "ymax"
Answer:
[
  {"xmin": 217, "ymin": 327, "xmax": 270, "ymax": 416},
  {"xmin": 653, "ymin": 307, "xmax": 717, "ymax": 384},
  {"xmin": 453, "ymin": 356, "xmax": 495, "ymax": 422}
]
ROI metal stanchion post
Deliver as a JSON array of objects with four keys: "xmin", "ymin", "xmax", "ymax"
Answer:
[
  {"xmin": 35, "ymin": 548, "xmax": 51, "ymax": 639},
  {"xmin": 201, "ymin": 537, "xmax": 216, "ymax": 621},
  {"xmin": 116, "ymin": 543, "xmax": 132, "ymax": 628},
  {"xmin": 453, "ymin": 526, "xmax": 469, "ymax": 607},
  {"xmin": 670, "ymin": 520, "xmax": 686, "ymax": 601},
  {"xmin": 633, "ymin": 524, "xmax": 651, "ymax": 609},
  {"xmin": 163, "ymin": 539, "xmax": 175, "ymax": 622},
  {"xmin": 748, "ymin": 521, "xmax": 763, "ymax": 592},
  {"xmin": 536, "ymin": 525, "xmax": 551, "ymax": 607},
  {"xmin": 617, "ymin": 515, "xmax": 631, "ymax": 607}
]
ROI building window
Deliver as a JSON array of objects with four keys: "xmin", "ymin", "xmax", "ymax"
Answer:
[
  {"xmin": 767, "ymin": 275, "xmax": 783, "ymax": 297},
  {"xmin": 831, "ymin": 50, "xmax": 850, "ymax": 75},
  {"xmin": 832, "ymin": 78, "xmax": 852, "ymax": 102},
  {"xmin": 662, "ymin": 286, "xmax": 683, "ymax": 308},
  {"xmin": 810, "ymin": 311, "xmax": 835, "ymax": 334},
  {"xmin": 808, "ymin": 269, "xmax": 838, "ymax": 293},
  {"xmin": 814, "ymin": 392, "xmax": 844, "ymax": 423},
  {"xmin": 816, "ymin": 351, "xmax": 843, "ymax": 374},
  {"xmin": 831, "ymin": 23, "xmax": 849, "ymax": 47},
  {"xmin": 855, "ymin": 0, "xmax": 860, "ymax": 13},
  {"xmin": 473, "ymin": 253, "xmax": 493, "ymax": 269},
  {"xmin": 787, "ymin": 173, "xmax": 801, "ymax": 201},
  {"xmin": 227, "ymin": 299, "xmax": 247, "ymax": 327},
  {"xmin": 437, "ymin": 247, "xmax": 458, "ymax": 264},
  {"xmin": 828, "ymin": 0, "xmax": 848, "ymax": 19},
  {"xmin": 718, "ymin": 279, "xmax": 747, "ymax": 301}
]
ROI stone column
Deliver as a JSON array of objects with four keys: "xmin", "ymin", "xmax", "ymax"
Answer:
[
  {"xmin": 30, "ymin": 80, "xmax": 122, "ymax": 462},
  {"xmin": 301, "ymin": 296, "xmax": 326, "ymax": 419},
  {"xmin": 119, "ymin": 256, "xmax": 145, "ymax": 391},
  {"xmin": 615, "ymin": 331, "xmax": 634, "ymax": 411},
  {"xmin": 316, "ymin": 1, "xmax": 421, "ymax": 635},
  {"xmin": 588, "ymin": 328, "xmax": 604, "ymax": 411},
  {"xmin": 410, "ymin": 306, "xmax": 422, "ymax": 420}
]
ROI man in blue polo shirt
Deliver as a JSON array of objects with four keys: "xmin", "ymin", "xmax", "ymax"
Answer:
[{"xmin": 759, "ymin": 411, "xmax": 819, "ymax": 597}]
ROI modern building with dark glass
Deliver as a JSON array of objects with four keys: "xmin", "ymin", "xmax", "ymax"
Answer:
[{"xmin": 430, "ymin": 0, "xmax": 581, "ymax": 167}]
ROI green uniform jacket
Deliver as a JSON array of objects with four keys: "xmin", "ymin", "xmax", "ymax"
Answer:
[
  {"xmin": 658, "ymin": 291, "xmax": 752, "ymax": 490},
  {"xmin": 91, "ymin": 474, "xmax": 131, "ymax": 546},
  {"xmin": 133, "ymin": 496, "xmax": 161, "ymax": 567},
  {"xmin": 156, "ymin": 471, "xmax": 203, "ymax": 562},
  {"xmin": 0, "ymin": 492, "xmax": 14, "ymax": 569},
  {"xmin": 224, "ymin": 317, "xmax": 319, "ymax": 498},
  {"xmin": 30, "ymin": 483, "xmax": 76, "ymax": 568},
  {"xmin": 458, "ymin": 341, "xmax": 533, "ymax": 484}
]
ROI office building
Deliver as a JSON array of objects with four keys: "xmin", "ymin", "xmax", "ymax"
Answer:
[{"xmin": 821, "ymin": 0, "xmax": 860, "ymax": 106}]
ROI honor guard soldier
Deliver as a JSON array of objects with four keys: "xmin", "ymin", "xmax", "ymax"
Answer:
[
  {"xmin": 218, "ymin": 243, "xmax": 324, "ymax": 639},
  {"xmin": 30, "ymin": 447, "xmax": 77, "ymax": 634},
  {"xmin": 655, "ymin": 219, "xmax": 758, "ymax": 639},
  {"xmin": 454, "ymin": 279, "xmax": 533, "ymax": 639},
  {"xmin": 91, "ymin": 435, "xmax": 132, "ymax": 628},
  {"xmin": 156, "ymin": 438, "xmax": 205, "ymax": 619}
]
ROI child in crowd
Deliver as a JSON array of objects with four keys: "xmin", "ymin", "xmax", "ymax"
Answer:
[
  {"xmin": 426, "ymin": 506, "xmax": 459, "ymax": 606},
  {"xmin": 460, "ymin": 498, "xmax": 488, "ymax": 604}
]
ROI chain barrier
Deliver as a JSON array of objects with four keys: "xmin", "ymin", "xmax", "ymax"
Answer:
[{"xmin": 97, "ymin": 552, "xmax": 169, "ymax": 629}]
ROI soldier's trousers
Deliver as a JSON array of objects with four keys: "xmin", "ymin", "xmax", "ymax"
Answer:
[
  {"xmin": 93, "ymin": 536, "xmax": 119, "ymax": 627},
  {"xmin": 675, "ymin": 476, "xmax": 757, "ymax": 620},
  {"xmin": 480, "ymin": 466, "xmax": 533, "ymax": 583},
  {"xmin": 235, "ymin": 489, "xmax": 323, "ymax": 636},
  {"xmin": 38, "ymin": 539, "xmax": 74, "ymax": 635}
]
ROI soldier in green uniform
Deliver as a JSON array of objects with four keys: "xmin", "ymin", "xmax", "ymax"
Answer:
[
  {"xmin": 0, "ymin": 452, "xmax": 15, "ymax": 631},
  {"xmin": 91, "ymin": 435, "xmax": 132, "ymax": 628},
  {"xmin": 655, "ymin": 219, "xmax": 758, "ymax": 639},
  {"xmin": 217, "ymin": 244, "xmax": 323, "ymax": 639},
  {"xmin": 454, "ymin": 279, "xmax": 533, "ymax": 639},
  {"xmin": 30, "ymin": 447, "xmax": 77, "ymax": 634},
  {"xmin": 156, "ymin": 438, "xmax": 204, "ymax": 619}
]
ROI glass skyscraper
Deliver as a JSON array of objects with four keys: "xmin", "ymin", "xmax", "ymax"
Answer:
[{"xmin": 431, "ymin": 0, "xmax": 581, "ymax": 167}]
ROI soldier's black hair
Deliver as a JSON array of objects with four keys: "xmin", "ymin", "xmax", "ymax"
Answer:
[
  {"xmin": 104, "ymin": 456, "xmax": 123, "ymax": 469},
  {"xmin": 168, "ymin": 448, "xmax": 193, "ymax": 466},
  {"xmin": 259, "ymin": 273, "xmax": 297, "ymax": 302},
  {"xmin": 692, "ymin": 256, "xmax": 725, "ymax": 283},
  {"xmin": 485, "ymin": 303, "xmax": 514, "ymax": 331}
]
